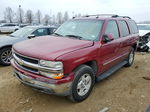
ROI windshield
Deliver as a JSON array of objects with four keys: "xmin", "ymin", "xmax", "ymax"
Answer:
[
  {"xmin": 10, "ymin": 27, "xmax": 35, "ymax": 38},
  {"xmin": 138, "ymin": 25, "xmax": 150, "ymax": 30},
  {"xmin": 54, "ymin": 20, "xmax": 103, "ymax": 41}
]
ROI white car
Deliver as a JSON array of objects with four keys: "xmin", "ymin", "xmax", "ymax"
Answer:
[
  {"xmin": 137, "ymin": 24, "xmax": 150, "ymax": 52},
  {"xmin": 0, "ymin": 23, "xmax": 20, "ymax": 33},
  {"xmin": 138, "ymin": 24, "xmax": 150, "ymax": 36}
]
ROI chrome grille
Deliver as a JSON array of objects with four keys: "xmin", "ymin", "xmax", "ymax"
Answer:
[
  {"xmin": 15, "ymin": 53, "xmax": 38, "ymax": 64},
  {"xmin": 13, "ymin": 52, "xmax": 39, "ymax": 74}
]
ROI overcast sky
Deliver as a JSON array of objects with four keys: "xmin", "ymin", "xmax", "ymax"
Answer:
[{"xmin": 0, "ymin": 0, "xmax": 150, "ymax": 22}]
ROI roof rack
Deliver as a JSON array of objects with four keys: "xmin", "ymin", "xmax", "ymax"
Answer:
[
  {"xmin": 111, "ymin": 15, "xmax": 131, "ymax": 19},
  {"xmin": 119, "ymin": 16, "xmax": 131, "ymax": 19},
  {"xmin": 72, "ymin": 14, "xmax": 131, "ymax": 19}
]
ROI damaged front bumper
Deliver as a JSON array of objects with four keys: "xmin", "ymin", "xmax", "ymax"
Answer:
[
  {"xmin": 13, "ymin": 70, "xmax": 72, "ymax": 96},
  {"xmin": 11, "ymin": 59, "xmax": 74, "ymax": 96}
]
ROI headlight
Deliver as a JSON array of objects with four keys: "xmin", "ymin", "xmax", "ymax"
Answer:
[{"xmin": 39, "ymin": 60, "xmax": 63, "ymax": 70}]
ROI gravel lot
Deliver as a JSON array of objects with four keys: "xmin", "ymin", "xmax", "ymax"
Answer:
[{"xmin": 0, "ymin": 34, "xmax": 150, "ymax": 112}]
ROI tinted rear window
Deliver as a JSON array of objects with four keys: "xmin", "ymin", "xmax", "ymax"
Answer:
[
  {"xmin": 128, "ymin": 20, "xmax": 138, "ymax": 34},
  {"xmin": 119, "ymin": 20, "xmax": 130, "ymax": 37}
]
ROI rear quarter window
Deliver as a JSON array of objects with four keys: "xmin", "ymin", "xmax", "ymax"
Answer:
[
  {"xmin": 119, "ymin": 20, "xmax": 130, "ymax": 37},
  {"xmin": 128, "ymin": 20, "xmax": 138, "ymax": 34}
]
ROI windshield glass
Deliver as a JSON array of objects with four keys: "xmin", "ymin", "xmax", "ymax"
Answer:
[
  {"xmin": 55, "ymin": 20, "xmax": 103, "ymax": 41},
  {"xmin": 138, "ymin": 25, "xmax": 150, "ymax": 30},
  {"xmin": 10, "ymin": 27, "xmax": 35, "ymax": 38}
]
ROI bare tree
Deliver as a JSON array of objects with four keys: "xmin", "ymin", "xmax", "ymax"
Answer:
[
  {"xmin": 17, "ymin": 5, "xmax": 24, "ymax": 23},
  {"xmin": 25, "ymin": 10, "xmax": 33, "ymax": 24},
  {"xmin": 63, "ymin": 11, "xmax": 69, "ymax": 22},
  {"xmin": 57, "ymin": 12, "xmax": 63, "ymax": 24},
  {"xmin": 4, "ymin": 7, "xmax": 15, "ymax": 23},
  {"xmin": 36, "ymin": 10, "xmax": 42, "ymax": 24},
  {"xmin": 77, "ymin": 13, "xmax": 81, "ymax": 17},
  {"xmin": 43, "ymin": 14, "xmax": 50, "ymax": 25}
]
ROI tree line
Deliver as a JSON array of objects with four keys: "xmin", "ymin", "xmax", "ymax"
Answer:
[{"xmin": 2, "ymin": 7, "xmax": 82, "ymax": 25}]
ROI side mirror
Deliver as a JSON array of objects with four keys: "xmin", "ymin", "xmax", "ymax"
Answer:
[
  {"xmin": 103, "ymin": 33, "xmax": 114, "ymax": 43},
  {"xmin": 28, "ymin": 34, "xmax": 35, "ymax": 39},
  {"xmin": 52, "ymin": 29, "xmax": 56, "ymax": 33}
]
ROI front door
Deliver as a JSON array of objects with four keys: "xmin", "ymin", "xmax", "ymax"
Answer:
[{"xmin": 98, "ymin": 20, "xmax": 121, "ymax": 73}]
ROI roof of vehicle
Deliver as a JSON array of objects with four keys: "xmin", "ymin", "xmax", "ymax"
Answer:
[{"xmin": 72, "ymin": 14, "xmax": 133, "ymax": 21}]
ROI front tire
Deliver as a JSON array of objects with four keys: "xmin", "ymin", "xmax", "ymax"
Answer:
[
  {"xmin": 125, "ymin": 48, "xmax": 135, "ymax": 67},
  {"xmin": 0, "ymin": 47, "xmax": 12, "ymax": 66},
  {"xmin": 69, "ymin": 65, "xmax": 95, "ymax": 102}
]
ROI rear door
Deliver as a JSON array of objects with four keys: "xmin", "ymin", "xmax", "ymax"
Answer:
[
  {"xmin": 99, "ymin": 20, "xmax": 121, "ymax": 73},
  {"xmin": 0, "ymin": 24, "xmax": 9, "ymax": 32},
  {"xmin": 117, "ymin": 20, "xmax": 131, "ymax": 61},
  {"xmin": 9, "ymin": 24, "xmax": 17, "ymax": 32}
]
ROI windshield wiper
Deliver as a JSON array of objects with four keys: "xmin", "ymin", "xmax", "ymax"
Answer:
[
  {"xmin": 65, "ymin": 35, "xmax": 83, "ymax": 40},
  {"xmin": 53, "ymin": 32, "xmax": 63, "ymax": 37}
]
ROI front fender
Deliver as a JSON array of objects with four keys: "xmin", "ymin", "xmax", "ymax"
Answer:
[
  {"xmin": 0, "ymin": 37, "xmax": 24, "ymax": 49},
  {"xmin": 56, "ymin": 45, "xmax": 98, "ymax": 74}
]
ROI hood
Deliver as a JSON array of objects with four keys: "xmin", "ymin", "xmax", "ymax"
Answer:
[
  {"xmin": 139, "ymin": 30, "xmax": 150, "ymax": 36},
  {"xmin": 0, "ymin": 35, "xmax": 22, "ymax": 47},
  {"xmin": 13, "ymin": 36, "xmax": 94, "ymax": 60}
]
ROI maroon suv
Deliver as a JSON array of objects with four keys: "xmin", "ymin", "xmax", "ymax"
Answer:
[{"xmin": 11, "ymin": 14, "xmax": 139, "ymax": 102}]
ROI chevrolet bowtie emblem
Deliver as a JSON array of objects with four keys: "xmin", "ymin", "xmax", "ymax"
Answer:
[{"xmin": 17, "ymin": 58, "xmax": 24, "ymax": 65}]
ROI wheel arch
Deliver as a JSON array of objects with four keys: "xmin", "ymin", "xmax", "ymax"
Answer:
[
  {"xmin": 132, "ymin": 43, "xmax": 137, "ymax": 51},
  {"xmin": 0, "ymin": 45, "xmax": 12, "ymax": 51},
  {"xmin": 73, "ymin": 60, "xmax": 98, "ymax": 76}
]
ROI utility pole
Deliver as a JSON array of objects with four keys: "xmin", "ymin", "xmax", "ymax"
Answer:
[{"xmin": 19, "ymin": 5, "xmax": 22, "ymax": 23}]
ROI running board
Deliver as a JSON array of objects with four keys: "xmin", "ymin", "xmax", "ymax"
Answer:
[{"xmin": 96, "ymin": 61, "xmax": 128, "ymax": 82}]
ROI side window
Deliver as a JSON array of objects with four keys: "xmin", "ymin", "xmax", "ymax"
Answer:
[
  {"xmin": 128, "ymin": 20, "xmax": 138, "ymax": 34},
  {"xmin": 9, "ymin": 24, "xmax": 15, "ymax": 26},
  {"xmin": 3, "ymin": 24, "xmax": 9, "ymax": 27},
  {"xmin": 33, "ymin": 28, "xmax": 49, "ymax": 36},
  {"xmin": 105, "ymin": 21, "xmax": 119, "ymax": 39},
  {"xmin": 119, "ymin": 20, "xmax": 130, "ymax": 37}
]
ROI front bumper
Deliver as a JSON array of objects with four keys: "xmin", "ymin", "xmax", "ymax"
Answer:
[{"xmin": 11, "ymin": 59, "xmax": 74, "ymax": 96}]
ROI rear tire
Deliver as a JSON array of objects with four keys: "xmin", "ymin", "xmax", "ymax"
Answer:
[
  {"xmin": 68, "ymin": 65, "xmax": 95, "ymax": 102},
  {"xmin": 125, "ymin": 48, "xmax": 135, "ymax": 67},
  {"xmin": 0, "ymin": 47, "xmax": 12, "ymax": 66}
]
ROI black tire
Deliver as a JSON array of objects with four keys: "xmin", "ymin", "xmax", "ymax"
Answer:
[
  {"xmin": 68, "ymin": 65, "xmax": 95, "ymax": 102},
  {"xmin": 0, "ymin": 47, "xmax": 12, "ymax": 66},
  {"xmin": 125, "ymin": 48, "xmax": 135, "ymax": 67}
]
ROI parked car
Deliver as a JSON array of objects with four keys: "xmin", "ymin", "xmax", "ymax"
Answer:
[
  {"xmin": 0, "ymin": 26, "xmax": 57, "ymax": 65},
  {"xmin": 11, "ymin": 14, "xmax": 139, "ymax": 102},
  {"xmin": 137, "ymin": 24, "xmax": 150, "ymax": 52},
  {"xmin": 0, "ymin": 23, "xmax": 20, "ymax": 33}
]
